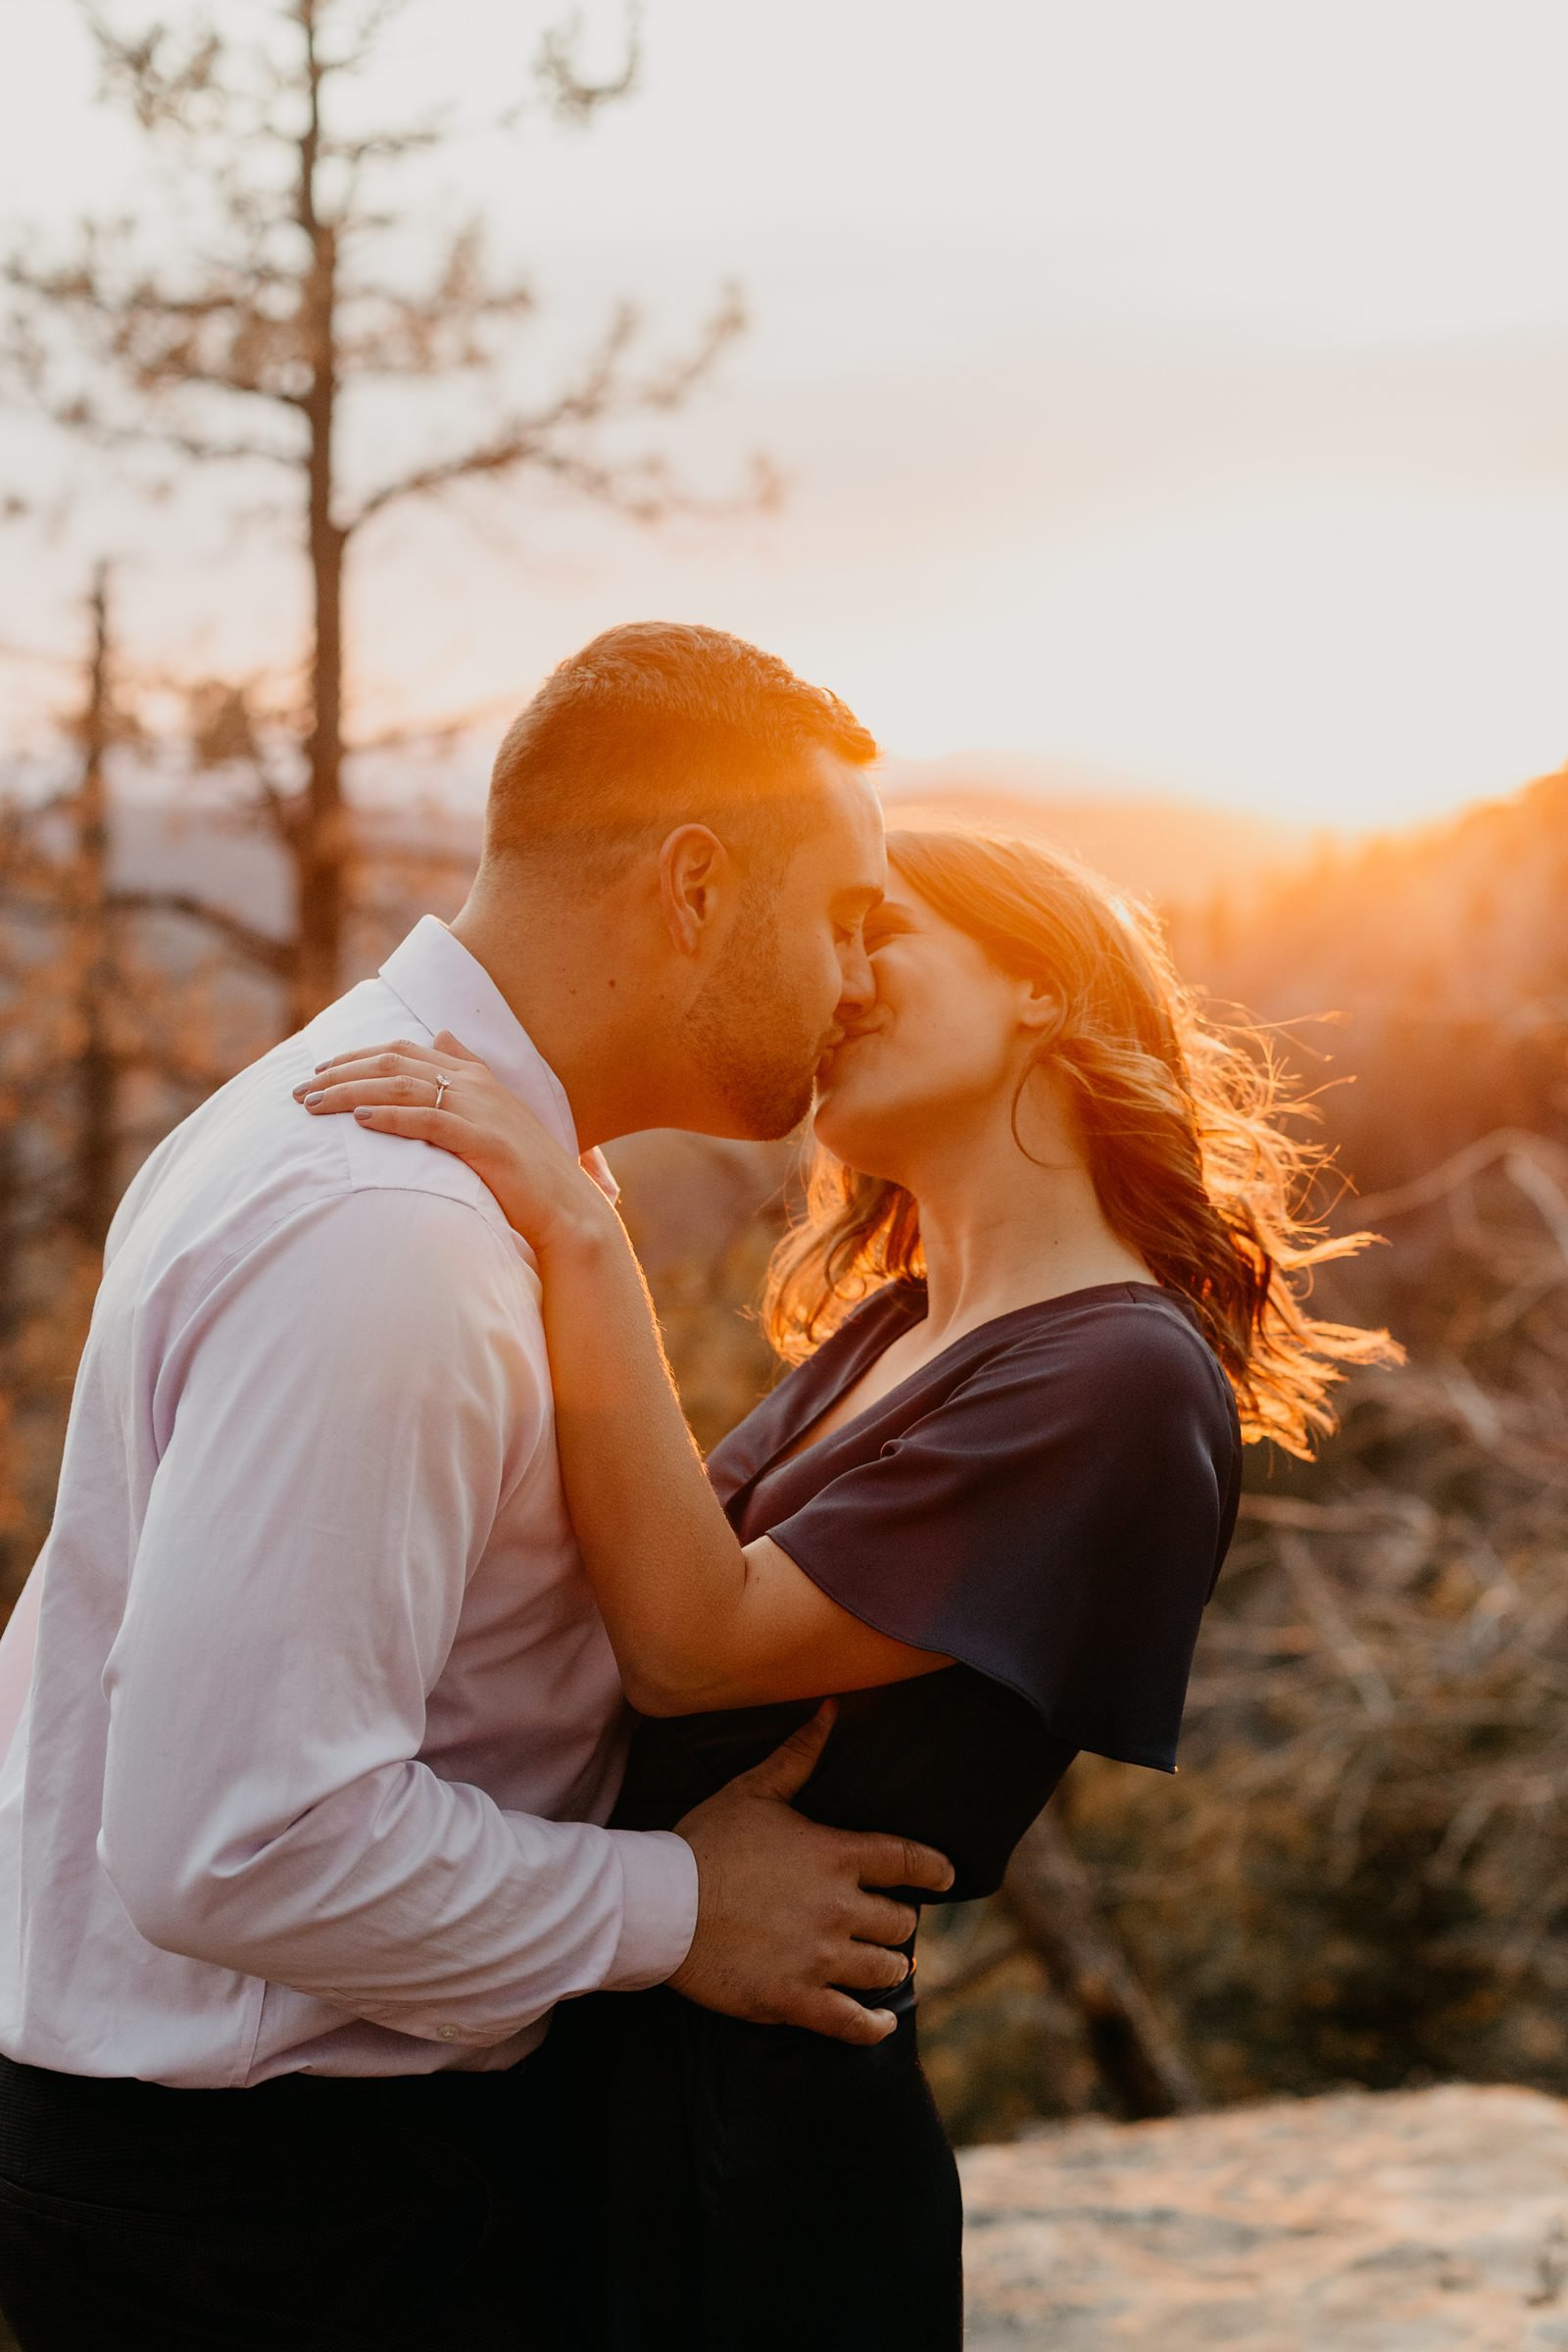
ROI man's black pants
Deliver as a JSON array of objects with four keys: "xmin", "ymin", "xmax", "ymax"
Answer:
[{"xmin": 0, "ymin": 2048, "xmax": 574, "ymax": 2350}]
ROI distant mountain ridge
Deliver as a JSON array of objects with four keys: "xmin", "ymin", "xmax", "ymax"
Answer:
[
  {"xmin": 1166, "ymin": 760, "xmax": 1568, "ymax": 1195},
  {"xmin": 1179, "ymin": 760, "xmax": 1568, "ymax": 1022},
  {"xmin": 99, "ymin": 760, "xmax": 1317, "ymax": 930},
  {"xmin": 877, "ymin": 753, "xmax": 1315, "ymax": 909},
  {"xmin": 76, "ymin": 759, "xmax": 1568, "ymax": 1003},
  {"xmin": 103, "ymin": 799, "xmax": 478, "ymax": 936},
  {"xmin": 22, "ymin": 752, "xmax": 1568, "ymax": 1250}
]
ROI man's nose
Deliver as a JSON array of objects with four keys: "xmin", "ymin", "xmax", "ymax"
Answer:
[{"xmin": 836, "ymin": 934, "xmax": 876, "ymax": 1020}]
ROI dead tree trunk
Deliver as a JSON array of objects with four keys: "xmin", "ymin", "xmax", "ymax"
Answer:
[
  {"xmin": 0, "ymin": 1118, "xmax": 19, "ymax": 1348},
  {"xmin": 1004, "ymin": 1804, "xmax": 1203, "ymax": 2120},
  {"xmin": 293, "ymin": 6, "xmax": 346, "ymax": 1029},
  {"xmin": 71, "ymin": 564, "xmax": 118, "ymax": 1248}
]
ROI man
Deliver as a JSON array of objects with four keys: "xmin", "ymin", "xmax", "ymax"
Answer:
[{"xmin": 0, "ymin": 623, "xmax": 952, "ymax": 2347}]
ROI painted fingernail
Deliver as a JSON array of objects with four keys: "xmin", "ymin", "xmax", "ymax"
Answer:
[
  {"xmin": 354, "ymin": 1107, "xmax": 374, "ymax": 1122},
  {"xmin": 303, "ymin": 1091, "xmax": 324, "ymax": 1108}
]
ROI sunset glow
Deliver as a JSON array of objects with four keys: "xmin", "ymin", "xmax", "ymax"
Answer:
[{"xmin": 3, "ymin": 0, "xmax": 1567, "ymax": 830}]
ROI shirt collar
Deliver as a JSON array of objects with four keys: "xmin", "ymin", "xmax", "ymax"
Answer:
[{"xmin": 378, "ymin": 916, "xmax": 618, "ymax": 1202}]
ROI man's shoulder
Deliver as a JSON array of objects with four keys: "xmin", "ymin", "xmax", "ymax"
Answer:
[
  {"xmin": 330, "ymin": 1115, "xmax": 524, "ymax": 1245},
  {"xmin": 110, "ymin": 979, "xmax": 531, "ymax": 1303},
  {"xmin": 291, "ymin": 972, "xmax": 524, "ymax": 1226}
]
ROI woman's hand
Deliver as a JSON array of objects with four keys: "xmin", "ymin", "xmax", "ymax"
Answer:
[{"xmin": 294, "ymin": 1031, "xmax": 617, "ymax": 1256}]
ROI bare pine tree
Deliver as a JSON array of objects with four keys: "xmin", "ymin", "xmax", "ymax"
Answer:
[
  {"xmin": 0, "ymin": 567, "xmax": 297, "ymax": 1599},
  {"xmin": 6, "ymin": 0, "xmax": 765, "ymax": 1022},
  {"xmin": 0, "ymin": 577, "xmax": 141, "ymax": 1595}
]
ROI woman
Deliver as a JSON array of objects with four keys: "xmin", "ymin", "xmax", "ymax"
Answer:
[{"xmin": 305, "ymin": 827, "xmax": 1392, "ymax": 2348}]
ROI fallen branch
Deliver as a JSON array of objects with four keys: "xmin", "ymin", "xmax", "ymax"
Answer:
[{"xmin": 1004, "ymin": 1806, "xmax": 1203, "ymax": 2119}]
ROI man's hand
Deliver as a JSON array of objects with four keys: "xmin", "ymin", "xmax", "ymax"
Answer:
[{"xmin": 667, "ymin": 1703, "xmax": 955, "ymax": 2047}]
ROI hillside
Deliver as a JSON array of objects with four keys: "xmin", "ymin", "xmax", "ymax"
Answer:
[
  {"xmin": 102, "ymin": 799, "xmax": 477, "ymax": 935},
  {"xmin": 878, "ymin": 751, "xmax": 1313, "ymax": 908},
  {"xmin": 90, "ymin": 760, "xmax": 1316, "ymax": 935},
  {"xmin": 1168, "ymin": 762, "xmax": 1568, "ymax": 1196},
  {"xmin": 40, "ymin": 755, "xmax": 1568, "ymax": 1246},
  {"xmin": 1181, "ymin": 762, "xmax": 1568, "ymax": 1022}
]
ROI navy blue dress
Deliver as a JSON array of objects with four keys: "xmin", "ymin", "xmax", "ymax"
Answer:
[{"xmin": 543, "ymin": 1279, "xmax": 1240, "ymax": 2349}]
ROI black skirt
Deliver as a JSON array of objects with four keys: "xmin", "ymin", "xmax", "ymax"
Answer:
[{"xmin": 540, "ymin": 1981, "xmax": 963, "ymax": 2351}]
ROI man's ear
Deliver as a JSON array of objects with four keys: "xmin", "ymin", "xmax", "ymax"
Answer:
[{"xmin": 658, "ymin": 823, "xmax": 729, "ymax": 957}]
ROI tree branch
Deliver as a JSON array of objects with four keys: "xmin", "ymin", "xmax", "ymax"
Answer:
[
  {"xmin": 107, "ymin": 888, "xmax": 292, "ymax": 979},
  {"xmin": 335, "ymin": 226, "xmax": 535, "ymax": 379},
  {"xmin": 84, "ymin": 4, "xmax": 227, "ymax": 138},
  {"xmin": 343, "ymin": 285, "xmax": 760, "ymax": 532},
  {"xmin": 5, "ymin": 392, "xmax": 296, "ymax": 471},
  {"xmin": 5, "ymin": 249, "xmax": 311, "ymax": 424},
  {"xmin": 1004, "ymin": 1806, "xmax": 1203, "ymax": 2120},
  {"xmin": 1351, "ymin": 1129, "xmax": 1568, "ymax": 1228},
  {"xmin": 535, "ymin": 2, "xmax": 643, "ymax": 124}
]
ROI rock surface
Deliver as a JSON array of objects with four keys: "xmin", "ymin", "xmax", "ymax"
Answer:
[{"xmin": 961, "ymin": 2084, "xmax": 1568, "ymax": 2349}]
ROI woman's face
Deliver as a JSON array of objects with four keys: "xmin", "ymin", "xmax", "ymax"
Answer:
[{"xmin": 812, "ymin": 872, "xmax": 1044, "ymax": 1179}]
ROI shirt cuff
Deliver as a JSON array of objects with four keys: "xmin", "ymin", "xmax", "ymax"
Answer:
[{"xmin": 600, "ymin": 1828, "xmax": 700, "ymax": 1990}]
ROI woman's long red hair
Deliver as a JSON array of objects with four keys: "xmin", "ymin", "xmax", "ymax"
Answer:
[{"xmin": 763, "ymin": 826, "xmax": 1396, "ymax": 1458}]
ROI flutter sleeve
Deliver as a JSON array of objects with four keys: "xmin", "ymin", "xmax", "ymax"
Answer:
[{"xmin": 763, "ymin": 1301, "xmax": 1241, "ymax": 1772}]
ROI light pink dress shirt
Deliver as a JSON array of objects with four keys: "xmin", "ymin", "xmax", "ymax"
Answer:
[{"xmin": 0, "ymin": 917, "xmax": 699, "ymax": 2087}]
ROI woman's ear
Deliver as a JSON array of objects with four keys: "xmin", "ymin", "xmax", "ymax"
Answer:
[
  {"xmin": 1016, "ymin": 976, "xmax": 1062, "ymax": 1036},
  {"xmin": 658, "ymin": 823, "xmax": 728, "ymax": 957}
]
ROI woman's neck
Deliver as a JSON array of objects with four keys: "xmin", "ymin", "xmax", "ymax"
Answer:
[{"xmin": 902, "ymin": 1096, "xmax": 1152, "ymax": 1346}]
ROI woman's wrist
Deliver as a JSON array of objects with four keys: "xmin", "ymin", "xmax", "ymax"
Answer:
[{"xmin": 530, "ymin": 1173, "xmax": 627, "ymax": 1265}]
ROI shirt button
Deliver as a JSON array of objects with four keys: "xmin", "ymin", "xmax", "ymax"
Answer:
[{"xmin": 437, "ymin": 2025, "xmax": 461, "ymax": 2042}]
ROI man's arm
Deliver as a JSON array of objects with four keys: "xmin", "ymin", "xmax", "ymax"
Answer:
[{"xmin": 99, "ymin": 1186, "xmax": 697, "ymax": 2048}]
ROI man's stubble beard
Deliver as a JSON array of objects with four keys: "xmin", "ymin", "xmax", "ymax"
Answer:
[{"xmin": 682, "ymin": 896, "xmax": 826, "ymax": 1142}]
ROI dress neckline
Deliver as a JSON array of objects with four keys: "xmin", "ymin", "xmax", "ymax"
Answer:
[{"xmin": 770, "ymin": 1277, "xmax": 1181, "ymax": 1476}]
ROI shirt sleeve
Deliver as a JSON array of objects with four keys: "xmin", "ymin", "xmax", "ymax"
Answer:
[
  {"xmin": 763, "ymin": 1309, "xmax": 1240, "ymax": 1772},
  {"xmin": 98, "ymin": 1186, "xmax": 698, "ymax": 2049}
]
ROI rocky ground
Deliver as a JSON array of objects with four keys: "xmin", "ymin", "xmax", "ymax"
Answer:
[{"xmin": 961, "ymin": 2084, "xmax": 1568, "ymax": 2350}]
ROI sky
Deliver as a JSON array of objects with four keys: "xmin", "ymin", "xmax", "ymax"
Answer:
[{"xmin": 2, "ymin": 0, "xmax": 1568, "ymax": 831}]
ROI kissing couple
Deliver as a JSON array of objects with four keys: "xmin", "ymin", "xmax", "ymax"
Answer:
[{"xmin": 0, "ymin": 623, "xmax": 1387, "ymax": 2348}]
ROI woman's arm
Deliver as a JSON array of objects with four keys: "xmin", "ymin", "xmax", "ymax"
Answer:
[
  {"xmin": 300, "ymin": 1034, "xmax": 951, "ymax": 1713},
  {"xmin": 524, "ymin": 1211, "xmax": 952, "ymax": 1712}
]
